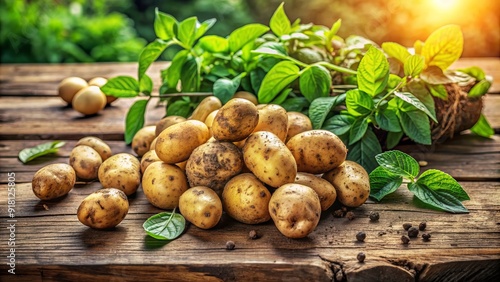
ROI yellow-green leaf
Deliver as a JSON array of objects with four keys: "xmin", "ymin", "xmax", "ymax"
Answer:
[
  {"xmin": 422, "ymin": 25, "xmax": 463, "ymax": 71},
  {"xmin": 382, "ymin": 42, "xmax": 410, "ymax": 64}
]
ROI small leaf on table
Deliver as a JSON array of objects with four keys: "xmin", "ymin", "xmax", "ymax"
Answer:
[
  {"xmin": 19, "ymin": 141, "xmax": 66, "ymax": 163},
  {"xmin": 143, "ymin": 211, "xmax": 186, "ymax": 240},
  {"xmin": 369, "ymin": 166, "xmax": 403, "ymax": 201}
]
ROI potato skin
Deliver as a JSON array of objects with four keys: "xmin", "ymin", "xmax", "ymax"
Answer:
[
  {"xmin": 132, "ymin": 125, "xmax": 156, "ymax": 157},
  {"xmin": 294, "ymin": 172, "xmax": 336, "ymax": 211},
  {"xmin": 140, "ymin": 150, "xmax": 161, "ymax": 174},
  {"xmin": 211, "ymin": 98, "xmax": 259, "ymax": 142},
  {"xmin": 142, "ymin": 161, "xmax": 188, "ymax": 209},
  {"xmin": 32, "ymin": 164, "xmax": 75, "ymax": 200},
  {"xmin": 233, "ymin": 91, "xmax": 258, "ymax": 105},
  {"xmin": 179, "ymin": 186, "xmax": 223, "ymax": 229},
  {"xmin": 58, "ymin": 77, "xmax": 88, "ymax": 104},
  {"xmin": 243, "ymin": 131, "xmax": 297, "ymax": 188},
  {"xmin": 286, "ymin": 130, "xmax": 347, "ymax": 174},
  {"xmin": 155, "ymin": 120, "xmax": 210, "ymax": 164},
  {"xmin": 72, "ymin": 85, "xmax": 107, "ymax": 115},
  {"xmin": 88, "ymin": 77, "xmax": 116, "ymax": 104},
  {"xmin": 268, "ymin": 183, "xmax": 321, "ymax": 238},
  {"xmin": 75, "ymin": 136, "xmax": 112, "ymax": 161},
  {"xmin": 98, "ymin": 153, "xmax": 141, "ymax": 196},
  {"xmin": 77, "ymin": 188, "xmax": 129, "ymax": 229},
  {"xmin": 286, "ymin": 112, "xmax": 312, "ymax": 142},
  {"xmin": 186, "ymin": 141, "xmax": 243, "ymax": 196},
  {"xmin": 69, "ymin": 145, "xmax": 102, "ymax": 180},
  {"xmin": 204, "ymin": 110, "xmax": 218, "ymax": 133},
  {"xmin": 252, "ymin": 104, "xmax": 288, "ymax": 142},
  {"xmin": 322, "ymin": 160, "xmax": 370, "ymax": 208},
  {"xmin": 155, "ymin": 116, "xmax": 187, "ymax": 136},
  {"xmin": 222, "ymin": 173, "xmax": 271, "ymax": 224},
  {"xmin": 189, "ymin": 96, "xmax": 222, "ymax": 122}
]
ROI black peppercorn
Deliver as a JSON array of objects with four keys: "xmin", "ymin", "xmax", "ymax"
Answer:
[
  {"xmin": 346, "ymin": 211, "xmax": 355, "ymax": 220},
  {"xmin": 369, "ymin": 211, "xmax": 380, "ymax": 221},
  {"xmin": 356, "ymin": 231, "xmax": 366, "ymax": 242},
  {"xmin": 248, "ymin": 230, "xmax": 259, "ymax": 240},
  {"xmin": 357, "ymin": 252, "xmax": 366, "ymax": 263},
  {"xmin": 226, "ymin": 241, "xmax": 235, "ymax": 250},
  {"xmin": 422, "ymin": 233, "xmax": 431, "ymax": 241},
  {"xmin": 403, "ymin": 223, "xmax": 412, "ymax": 231},
  {"xmin": 408, "ymin": 227, "xmax": 419, "ymax": 238},
  {"xmin": 401, "ymin": 235, "xmax": 410, "ymax": 244},
  {"xmin": 419, "ymin": 222, "xmax": 427, "ymax": 231}
]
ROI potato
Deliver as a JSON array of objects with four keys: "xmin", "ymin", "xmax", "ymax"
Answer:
[
  {"xmin": 98, "ymin": 153, "xmax": 141, "ymax": 196},
  {"xmin": 88, "ymin": 77, "xmax": 117, "ymax": 104},
  {"xmin": 179, "ymin": 186, "xmax": 223, "ymax": 229},
  {"xmin": 211, "ymin": 98, "xmax": 259, "ymax": 142},
  {"xmin": 58, "ymin": 76, "xmax": 88, "ymax": 104},
  {"xmin": 72, "ymin": 85, "xmax": 107, "ymax": 115},
  {"xmin": 75, "ymin": 136, "xmax": 112, "ymax": 161},
  {"xmin": 132, "ymin": 125, "xmax": 156, "ymax": 157},
  {"xmin": 204, "ymin": 110, "xmax": 218, "ymax": 133},
  {"xmin": 155, "ymin": 120, "xmax": 210, "ymax": 164},
  {"xmin": 294, "ymin": 172, "xmax": 336, "ymax": 211},
  {"xmin": 69, "ymin": 145, "xmax": 102, "ymax": 180},
  {"xmin": 222, "ymin": 173, "xmax": 271, "ymax": 224},
  {"xmin": 155, "ymin": 116, "xmax": 187, "ymax": 136},
  {"xmin": 286, "ymin": 112, "xmax": 312, "ymax": 142},
  {"xmin": 77, "ymin": 188, "xmax": 129, "ymax": 229},
  {"xmin": 243, "ymin": 131, "xmax": 297, "ymax": 188},
  {"xmin": 286, "ymin": 130, "xmax": 347, "ymax": 174},
  {"xmin": 322, "ymin": 160, "xmax": 370, "ymax": 208},
  {"xmin": 252, "ymin": 104, "xmax": 288, "ymax": 142},
  {"xmin": 233, "ymin": 91, "xmax": 258, "ymax": 105},
  {"xmin": 268, "ymin": 183, "xmax": 321, "ymax": 238},
  {"xmin": 186, "ymin": 141, "xmax": 243, "ymax": 196},
  {"xmin": 149, "ymin": 137, "xmax": 158, "ymax": 151},
  {"xmin": 189, "ymin": 96, "xmax": 222, "ymax": 122},
  {"xmin": 32, "ymin": 164, "xmax": 75, "ymax": 200},
  {"xmin": 140, "ymin": 150, "xmax": 161, "ymax": 174},
  {"xmin": 142, "ymin": 161, "xmax": 188, "ymax": 209}
]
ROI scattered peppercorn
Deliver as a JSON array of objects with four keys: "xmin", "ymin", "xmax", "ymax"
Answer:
[
  {"xmin": 422, "ymin": 233, "xmax": 431, "ymax": 241},
  {"xmin": 333, "ymin": 209, "xmax": 344, "ymax": 218},
  {"xmin": 356, "ymin": 231, "xmax": 366, "ymax": 242},
  {"xmin": 226, "ymin": 241, "xmax": 235, "ymax": 250},
  {"xmin": 248, "ymin": 230, "xmax": 259, "ymax": 240},
  {"xmin": 357, "ymin": 252, "xmax": 366, "ymax": 263},
  {"xmin": 403, "ymin": 223, "xmax": 412, "ymax": 231},
  {"xmin": 369, "ymin": 211, "xmax": 380, "ymax": 222},
  {"xmin": 419, "ymin": 222, "xmax": 427, "ymax": 231},
  {"xmin": 401, "ymin": 235, "xmax": 410, "ymax": 244},
  {"xmin": 408, "ymin": 227, "xmax": 419, "ymax": 238},
  {"xmin": 346, "ymin": 211, "xmax": 355, "ymax": 220}
]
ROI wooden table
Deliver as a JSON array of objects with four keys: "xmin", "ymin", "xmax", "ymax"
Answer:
[{"xmin": 1, "ymin": 59, "xmax": 499, "ymax": 282}]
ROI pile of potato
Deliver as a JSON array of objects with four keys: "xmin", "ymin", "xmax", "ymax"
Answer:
[{"xmin": 58, "ymin": 76, "xmax": 117, "ymax": 115}]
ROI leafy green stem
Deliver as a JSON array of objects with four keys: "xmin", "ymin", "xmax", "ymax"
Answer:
[
  {"xmin": 374, "ymin": 80, "xmax": 404, "ymax": 109},
  {"xmin": 317, "ymin": 61, "xmax": 357, "ymax": 75}
]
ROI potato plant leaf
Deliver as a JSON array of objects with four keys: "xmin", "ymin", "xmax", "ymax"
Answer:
[
  {"xmin": 198, "ymin": 35, "xmax": 228, "ymax": 53},
  {"xmin": 408, "ymin": 182, "xmax": 468, "ymax": 214},
  {"xmin": 346, "ymin": 89, "xmax": 374, "ymax": 117},
  {"xmin": 374, "ymin": 150, "xmax": 419, "ymax": 180},
  {"xmin": 349, "ymin": 116, "xmax": 369, "ymax": 145},
  {"xmin": 125, "ymin": 99, "xmax": 149, "ymax": 144},
  {"xmin": 346, "ymin": 129, "xmax": 382, "ymax": 173},
  {"xmin": 468, "ymin": 80, "xmax": 491, "ymax": 98},
  {"xmin": 258, "ymin": 60, "xmax": 300, "ymax": 103},
  {"xmin": 422, "ymin": 24, "xmax": 463, "ymax": 71},
  {"xmin": 143, "ymin": 210, "xmax": 186, "ymax": 240},
  {"xmin": 394, "ymin": 91, "xmax": 437, "ymax": 122},
  {"xmin": 270, "ymin": 2, "xmax": 291, "ymax": 37},
  {"xmin": 213, "ymin": 75, "xmax": 243, "ymax": 104},
  {"xmin": 382, "ymin": 42, "xmax": 411, "ymax": 64},
  {"xmin": 177, "ymin": 17, "xmax": 197, "ymax": 48},
  {"xmin": 19, "ymin": 141, "xmax": 66, "ymax": 163},
  {"xmin": 369, "ymin": 166, "xmax": 403, "ymax": 201},
  {"xmin": 404, "ymin": 55, "xmax": 425, "ymax": 77},
  {"xmin": 299, "ymin": 65, "xmax": 331, "ymax": 102},
  {"xmin": 139, "ymin": 74, "xmax": 153, "ymax": 96},
  {"xmin": 322, "ymin": 114, "xmax": 355, "ymax": 136},
  {"xmin": 357, "ymin": 46, "xmax": 389, "ymax": 96},
  {"xmin": 308, "ymin": 95, "xmax": 345, "ymax": 129},
  {"xmin": 470, "ymin": 114, "xmax": 494, "ymax": 138},
  {"xmin": 228, "ymin": 24, "xmax": 269, "ymax": 53},
  {"xmin": 427, "ymin": 84, "xmax": 448, "ymax": 100},
  {"xmin": 101, "ymin": 76, "xmax": 140, "ymax": 97},
  {"xmin": 154, "ymin": 8, "xmax": 177, "ymax": 41},
  {"xmin": 375, "ymin": 108, "xmax": 401, "ymax": 132}
]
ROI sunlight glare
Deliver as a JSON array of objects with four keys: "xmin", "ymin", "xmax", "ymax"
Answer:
[{"xmin": 431, "ymin": 0, "xmax": 460, "ymax": 10}]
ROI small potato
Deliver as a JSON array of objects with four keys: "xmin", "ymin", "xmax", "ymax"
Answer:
[
  {"xmin": 69, "ymin": 145, "xmax": 102, "ymax": 180},
  {"xmin": 77, "ymin": 188, "xmax": 129, "ymax": 229},
  {"xmin": 294, "ymin": 172, "xmax": 336, "ymax": 211},
  {"xmin": 142, "ymin": 161, "xmax": 188, "ymax": 209},
  {"xmin": 189, "ymin": 96, "xmax": 222, "ymax": 122},
  {"xmin": 222, "ymin": 173, "xmax": 271, "ymax": 224},
  {"xmin": 155, "ymin": 116, "xmax": 187, "ymax": 136},
  {"xmin": 322, "ymin": 161, "xmax": 370, "ymax": 208},
  {"xmin": 32, "ymin": 163, "xmax": 75, "ymax": 200},
  {"xmin": 155, "ymin": 120, "xmax": 210, "ymax": 164},
  {"xmin": 204, "ymin": 110, "xmax": 218, "ymax": 133},
  {"xmin": 179, "ymin": 186, "xmax": 223, "ymax": 229},
  {"xmin": 286, "ymin": 130, "xmax": 347, "ymax": 174},
  {"xmin": 211, "ymin": 98, "xmax": 259, "ymax": 142},
  {"xmin": 286, "ymin": 112, "xmax": 312, "ymax": 142},
  {"xmin": 186, "ymin": 141, "xmax": 243, "ymax": 196},
  {"xmin": 252, "ymin": 104, "xmax": 288, "ymax": 142},
  {"xmin": 243, "ymin": 131, "xmax": 297, "ymax": 188},
  {"xmin": 132, "ymin": 125, "xmax": 156, "ymax": 157},
  {"xmin": 75, "ymin": 136, "xmax": 112, "ymax": 161},
  {"xmin": 72, "ymin": 86, "xmax": 107, "ymax": 115},
  {"xmin": 149, "ymin": 137, "xmax": 158, "ymax": 151},
  {"xmin": 58, "ymin": 77, "xmax": 88, "ymax": 104},
  {"xmin": 140, "ymin": 150, "xmax": 161, "ymax": 174},
  {"xmin": 233, "ymin": 91, "xmax": 258, "ymax": 105},
  {"xmin": 98, "ymin": 153, "xmax": 141, "ymax": 196},
  {"xmin": 268, "ymin": 183, "xmax": 321, "ymax": 239},
  {"xmin": 88, "ymin": 77, "xmax": 116, "ymax": 104}
]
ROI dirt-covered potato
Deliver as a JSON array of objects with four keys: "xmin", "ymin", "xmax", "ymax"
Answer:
[
  {"xmin": 58, "ymin": 76, "xmax": 88, "ymax": 104},
  {"xmin": 189, "ymin": 96, "xmax": 222, "ymax": 122},
  {"xmin": 268, "ymin": 183, "xmax": 321, "ymax": 238},
  {"xmin": 75, "ymin": 136, "xmax": 112, "ymax": 161},
  {"xmin": 243, "ymin": 131, "xmax": 297, "ymax": 188},
  {"xmin": 140, "ymin": 150, "xmax": 161, "ymax": 174},
  {"xmin": 322, "ymin": 160, "xmax": 370, "ymax": 208},
  {"xmin": 77, "ymin": 188, "xmax": 129, "ymax": 229},
  {"xmin": 294, "ymin": 172, "xmax": 336, "ymax": 211},
  {"xmin": 252, "ymin": 104, "xmax": 288, "ymax": 142},
  {"xmin": 155, "ymin": 120, "xmax": 211, "ymax": 164},
  {"xmin": 88, "ymin": 77, "xmax": 116, "ymax": 104},
  {"xmin": 233, "ymin": 91, "xmax": 258, "ymax": 105},
  {"xmin": 132, "ymin": 125, "xmax": 156, "ymax": 157},
  {"xmin": 286, "ymin": 112, "xmax": 313, "ymax": 142},
  {"xmin": 186, "ymin": 141, "xmax": 243, "ymax": 196},
  {"xmin": 155, "ymin": 116, "xmax": 187, "ymax": 136},
  {"xmin": 222, "ymin": 173, "xmax": 271, "ymax": 224},
  {"xmin": 204, "ymin": 110, "xmax": 218, "ymax": 133},
  {"xmin": 98, "ymin": 153, "xmax": 141, "ymax": 196},
  {"xmin": 286, "ymin": 130, "xmax": 347, "ymax": 174},
  {"xmin": 142, "ymin": 161, "xmax": 188, "ymax": 209},
  {"xmin": 72, "ymin": 85, "xmax": 107, "ymax": 115},
  {"xmin": 211, "ymin": 98, "xmax": 259, "ymax": 142},
  {"xmin": 69, "ymin": 145, "xmax": 102, "ymax": 180},
  {"xmin": 32, "ymin": 163, "xmax": 76, "ymax": 200},
  {"xmin": 179, "ymin": 186, "xmax": 223, "ymax": 229}
]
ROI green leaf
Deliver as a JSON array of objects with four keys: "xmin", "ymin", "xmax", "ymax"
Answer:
[
  {"xmin": 422, "ymin": 24, "xmax": 463, "ymax": 71},
  {"xmin": 417, "ymin": 169, "xmax": 470, "ymax": 201},
  {"xmin": 375, "ymin": 150, "xmax": 420, "ymax": 180},
  {"xmin": 309, "ymin": 95, "xmax": 346, "ymax": 129},
  {"xmin": 180, "ymin": 57, "xmax": 200, "ymax": 92},
  {"xmin": 349, "ymin": 117, "xmax": 369, "ymax": 145},
  {"xmin": 408, "ymin": 182, "xmax": 468, "ymax": 213},
  {"xmin": 228, "ymin": 24, "xmax": 270, "ymax": 53},
  {"xmin": 394, "ymin": 91, "xmax": 437, "ymax": 122},
  {"xmin": 458, "ymin": 66, "xmax": 485, "ymax": 81},
  {"xmin": 468, "ymin": 80, "xmax": 491, "ymax": 98},
  {"xmin": 270, "ymin": 2, "xmax": 291, "ymax": 37},
  {"xmin": 280, "ymin": 97, "xmax": 310, "ymax": 112},
  {"xmin": 213, "ymin": 76, "xmax": 242, "ymax": 104},
  {"xmin": 250, "ymin": 68, "xmax": 266, "ymax": 94},
  {"xmin": 381, "ymin": 42, "xmax": 411, "ymax": 64},
  {"xmin": 143, "ymin": 210, "xmax": 186, "ymax": 240},
  {"xmin": 386, "ymin": 130, "xmax": 404, "ymax": 149},
  {"xmin": 271, "ymin": 88, "xmax": 292, "ymax": 105},
  {"xmin": 375, "ymin": 108, "xmax": 401, "ymax": 132},
  {"xmin": 165, "ymin": 50, "xmax": 189, "ymax": 89},
  {"xmin": 397, "ymin": 108, "xmax": 431, "ymax": 145},
  {"xmin": 258, "ymin": 61, "xmax": 300, "ymax": 103},
  {"xmin": 195, "ymin": 18, "xmax": 217, "ymax": 40},
  {"xmin": 125, "ymin": 99, "xmax": 149, "ymax": 144},
  {"xmin": 406, "ymin": 81, "xmax": 437, "ymax": 121},
  {"xmin": 178, "ymin": 17, "xmax": 197, "ymax": 47},
  {"xmin": 404, "ymin": 55, "xmax": 425, "ymax": 77},
  {"xmin": 154, "ymin": 9, "xmax": 177, "ymax": 41},
  {"xmin": 299, "ymin": 65, "xmax": 332, "ymax": 102},
  {"xmin": 428, "ymin": 84, "xmax": 448, "ymax": 100},
  {"xmin": 322, "ymin": 114, "xmax": 355, "ymax": 136},
  {"xmin": 198, "ymin": 35, "xmax": 228, "ymax": 53},
  {"xmin": 253, "ymin": 42, "xmax": 288, "ymax": 58},
  {"xmin": 357, "ymin": 46, "xmax": 390, "ymax": 96},
  {"xmin": 347, "ymin": 129, "xmax": 382, "ymax": 173},
  {"xmin": 346, "ymin": 89, "xmax": 374, "ymax": 117},
  {"xmin": 140, "ymin": 74, "xmax": 153, "ymax": 96},
  {"xmin": 369, "ymin": 166, "xmax": 403, "ymax": 201},
  {"xmin": 470, "ymin": 114, "xmax": 494, "ymax": 138},
  {"xmin": 138, "ymin": 39, "xmax": 171, "ymax": 82},
  {"xmin": 167, "ymin": 99, "xmax": 192, "ymax": 118},
  {"xmin": 18, "ymin": 141, "xmax": 66, "ymax": 163},
  {"xmin": 101, "ymin": 76, "xmax": 140, "ymax": 97},
  {"xmin": 387, "ymin": 74, "xmax": 403, "ymax": 90},
  {"xmin": 420, "ymin": 66, "xmax": 454, "ymax": 84}
]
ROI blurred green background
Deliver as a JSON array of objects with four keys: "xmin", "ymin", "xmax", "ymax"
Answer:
[{"xmin": 1, "ymin": 0, "xmax": 498, "ymax": 63}]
